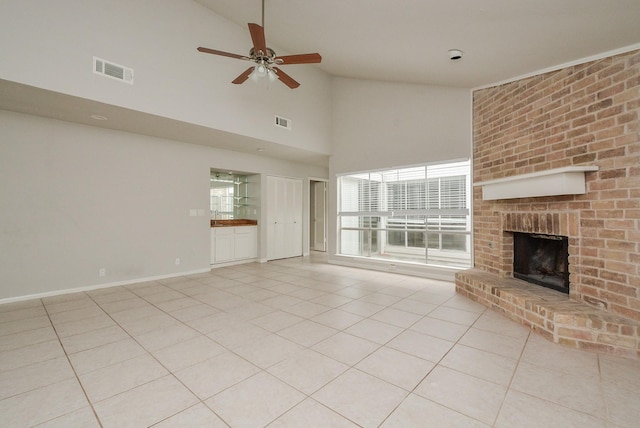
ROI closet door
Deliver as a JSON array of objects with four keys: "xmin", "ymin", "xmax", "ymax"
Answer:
[
  {"xmin": 266, "ymin": 176, "xmax": 281, "ymax": 260},
  {"xmin": 267, "ymin": 176, "xmax": 303, "ymax": 260},
  {"xmin": 290, "ymin": 178, "xmax": 303, "ymax": 256}
]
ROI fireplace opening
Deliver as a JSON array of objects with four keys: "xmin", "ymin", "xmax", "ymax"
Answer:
[{"xmin": 513, "ymin": 232, "xmax": 569, "ymax": 294}]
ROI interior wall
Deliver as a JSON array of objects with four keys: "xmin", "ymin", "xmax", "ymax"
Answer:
[
  {"xmin": 0, "ymin": 110, "xmax": 327, "ymax": 301},
  {"xmin": 0, "ymin": 0, "xmax": 332, "ymax": 156},
  {"xmin": 328, "ymin": 77, "xmax": 472, "ymax": 259},
  {"xmin": 330, "ymin": 77, "xmax": 472, "ymax": 175}
]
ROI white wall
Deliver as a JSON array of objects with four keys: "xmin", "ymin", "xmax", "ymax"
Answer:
[
  {"xmin": 0, "ymin": 0, "xmax": 332, "ymax": 156},
  {"xmin": 0, "ymin": 111, "xmax": 327, "ymax": 300},
  {"xmin": 328, "ymin": 77, "xmax": 472, "ymax": 261},
  {"xmin": 331, "ymin": 77, "xmax": 471, "ymax": 174}
]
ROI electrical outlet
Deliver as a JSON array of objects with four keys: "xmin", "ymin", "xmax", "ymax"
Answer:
[
  {"xmin": 389, "ymin": 264, "xmax": 397, "ymax": 271},
  {"xmin": 99, "ymin": 268, "xmax": 106, "ymax": 277},
  {"xmin": 175, "ymin": 258, "xmax": 181, "ymax": 266}
]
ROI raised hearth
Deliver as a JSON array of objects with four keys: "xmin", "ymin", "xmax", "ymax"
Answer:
[{"xmin": 456, "ymin": 269, "xmax": 640, "ymax": 358}]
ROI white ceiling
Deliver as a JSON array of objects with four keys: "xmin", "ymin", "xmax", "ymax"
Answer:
[{"xmin": 195, "ymin": 0, "xmax": 640, "ymax": 88}]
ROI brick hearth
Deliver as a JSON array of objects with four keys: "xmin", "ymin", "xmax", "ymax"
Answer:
[
  {"xmin": 457, "ymin": 49, "xmax": 640, "ymax": 357},
  {"xmin": 457, "ymin": 270, "xmax": 640, "ymax": 358}
]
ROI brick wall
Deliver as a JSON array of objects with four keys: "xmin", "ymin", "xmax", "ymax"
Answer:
[{"xmin": 473, "ymin": 49, "xmax": 640, "ymax": 321}]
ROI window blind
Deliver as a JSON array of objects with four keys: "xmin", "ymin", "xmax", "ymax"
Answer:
[
  {"xmin": 337, "ymin": 160, "xmax": 471, "ymax": 268},
  {"xmin": 338, "ymin": 161, "xmax": 470, "ymax": 218}
]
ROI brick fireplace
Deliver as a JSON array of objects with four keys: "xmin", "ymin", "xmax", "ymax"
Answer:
[{"xmin": 456, "ymin": 49, "xmax": 640, "ymax": 358}]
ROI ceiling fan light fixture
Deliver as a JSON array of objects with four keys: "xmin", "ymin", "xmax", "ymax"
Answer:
[
  {"xmin": 196, "ymin": 0, "xmax": 321, "ymax": 89},
  {"xmin": 256, "ymin": 62, "xmax": 267, "ymax": 75}
]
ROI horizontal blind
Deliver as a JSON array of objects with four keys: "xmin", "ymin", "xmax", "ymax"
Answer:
[{"xmin": 338, "ymin": 161, "xmax": 470, "ymax": 218}]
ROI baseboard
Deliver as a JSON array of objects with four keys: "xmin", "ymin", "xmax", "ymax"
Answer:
[
  {"xmin": 0, "ymin": 268, "xmax": 212, "ymax": 305},
  {"xmin": 328, "ymin": 255, "xmax": 460, "ymax": 282},
  {"xmin": 210, "ymin": 258, "xmax": 258, "ymax": 269}
]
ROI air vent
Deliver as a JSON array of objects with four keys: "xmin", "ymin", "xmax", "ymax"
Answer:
[
  {"xmin": 275, "ymin": 115, "xmax": 292, "ymax": 130},
  {"xmin": 93, "ymin": 57, "xmax": 134, "ymax": 84}
]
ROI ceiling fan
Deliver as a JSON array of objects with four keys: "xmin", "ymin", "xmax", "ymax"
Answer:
[{"xmin": 197, "ymin": 0, "xmax": 322, "ymax": 89}]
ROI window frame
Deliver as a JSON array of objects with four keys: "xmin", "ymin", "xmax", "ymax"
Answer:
[{"xmin": 337, "ymin": 160, "xmax": 471, "ymax": 268}]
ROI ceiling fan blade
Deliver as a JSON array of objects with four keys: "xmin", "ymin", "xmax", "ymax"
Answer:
[
  {"xmin": 275, "ymin": 53, "xmax": 322, "ymax": 65},
  {"xmin": 197, "ymin": 47, "xmax": 248, "ymax": 60},
  {"xmin": 273, "ymin": 67, "xmax": 300, "ymax": 89},
  {"xmin": 232, "ymin": 67, "xmax": 255, "ymax": 84},
  {"xmin": 248, "ymin": 23, "xmax": 267, "ymax": 56}
]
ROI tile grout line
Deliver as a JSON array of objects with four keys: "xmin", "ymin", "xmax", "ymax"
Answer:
[
  {"xmin": 7, "ymin": 257, "xmax": 630, "ymax": 426},
  {"xmin": 85, "ymin": 282, "xmax": 239, "ymax": 426},
  {"xmin": 41, "ymin": 295, "xmax": 105, "ymax": 428},
  {"xmin": 164, "ymin": 266, "xmax": 427, "ymax": 425},
  {"xmin": 377, "ymin": 303, "xmax": 490, "ymax": 427},
  {"xmin": 263, "ymin": 271, "xmax": 489, "ymax": 425},
  {"xmin": 101, "ymin": 270, "xmax": 377, "ymax": 425},
  {"xmin": 596, "ymin": 354, "xmax": 611, "ymax": 427},
  {"xmin": 487, "ymin": 319, "xmax": 532, "ymax": 427}
]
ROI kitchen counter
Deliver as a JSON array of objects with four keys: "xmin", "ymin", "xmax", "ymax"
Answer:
[{"xmin": 211, "ymin": 219, "xmax": 258, "ymax": 227}]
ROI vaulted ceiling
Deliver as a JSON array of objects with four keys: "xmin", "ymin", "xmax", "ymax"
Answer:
[
  {"xmin": 2, "ymin": 1, "xmax": 639, "ymax": 168},
  {"xmin": 195, "ymin": 0, "xmax": 640, "ymax": 88}
]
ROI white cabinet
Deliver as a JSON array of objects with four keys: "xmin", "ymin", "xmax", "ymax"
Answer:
[
  {"xmin": 266, "ymin": 176, "xmax": 303, "ymax": 261},
  {"xmin": 213, "ymin": 227, "xmax": 235, "ymax": 263},
  {"xmin": 235, "ymin": 227, "xmax": 258, "ymax": 260},
  {"xmin": 211, "ymin": 226, "xmax": 257, "ymax": 265}
]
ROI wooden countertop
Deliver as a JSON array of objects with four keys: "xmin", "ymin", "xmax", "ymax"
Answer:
[{"xmin": 211, "ymin": 219, "xmax": 258, "ymax": 227}]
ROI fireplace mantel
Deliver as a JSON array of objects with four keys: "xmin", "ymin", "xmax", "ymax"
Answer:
[{"xmin": 474, "ymin": 166, "xmax": 599, "ymax": 200}]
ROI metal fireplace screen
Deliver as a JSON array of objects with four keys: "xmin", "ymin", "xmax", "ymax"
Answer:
[{"xmin": 513, "ymin": 232, "xmax": 569, "ymax": 294}]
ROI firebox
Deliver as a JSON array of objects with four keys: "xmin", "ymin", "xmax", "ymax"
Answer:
[{"xmin": 513, "ymin": 232, "xmax": 569, "ymax": 294}]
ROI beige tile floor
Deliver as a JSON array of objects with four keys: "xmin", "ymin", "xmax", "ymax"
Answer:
[{"xmin": 1, "ymin": 253, "xmax": 639, "ymax": 427}]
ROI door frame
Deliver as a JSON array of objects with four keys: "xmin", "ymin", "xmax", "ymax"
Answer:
[{"xmin": 309, "ymin": 177, "xmax": 328, "ymax": 253}]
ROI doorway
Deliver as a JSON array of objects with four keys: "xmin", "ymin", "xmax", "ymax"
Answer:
[{"xmin": 310, "ymin": 180, "xmax": 327, "ymax": 252}]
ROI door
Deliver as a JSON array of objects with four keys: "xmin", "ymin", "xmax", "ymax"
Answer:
[
  {"xmin": 267, "ymin": 176, "xmax": 303, "ymax": 260},
  {"xmin": 311, "ymin": 181, "xmax": 327, "ymax": 251}
]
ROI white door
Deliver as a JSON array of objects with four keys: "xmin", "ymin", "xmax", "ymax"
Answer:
[
  {"xmin": 267, "ymin": 176, "xmax": 303, "ymax": 260},
  {"xmin": 292, "ymin": 178, "xmax": 303, "ymax": 256},
  {"xmin": 266, "ymin": 176, "xmax": 286, "ymax": 260},
  {"xmin": 312, "ymin": 181, "xmax": 327, "ymax": 251}
]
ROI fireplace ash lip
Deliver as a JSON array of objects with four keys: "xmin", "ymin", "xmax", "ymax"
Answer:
[{"xmin": 530, "ymin": 233, "xmax": 564, "ymax": 241}]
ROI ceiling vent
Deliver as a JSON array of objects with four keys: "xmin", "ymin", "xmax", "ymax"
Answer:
[
  {"xmin": 93, "ymin": 57, "xmax": 134, "ymax": 84},
  {"xmin": 275, "ymin": 115, "xmax": 292, "ymax": 130}
]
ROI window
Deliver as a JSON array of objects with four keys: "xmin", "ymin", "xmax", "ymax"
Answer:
[{"xmin": 337, "ymin": 160, "xmax": 471, "ymax": 268}]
